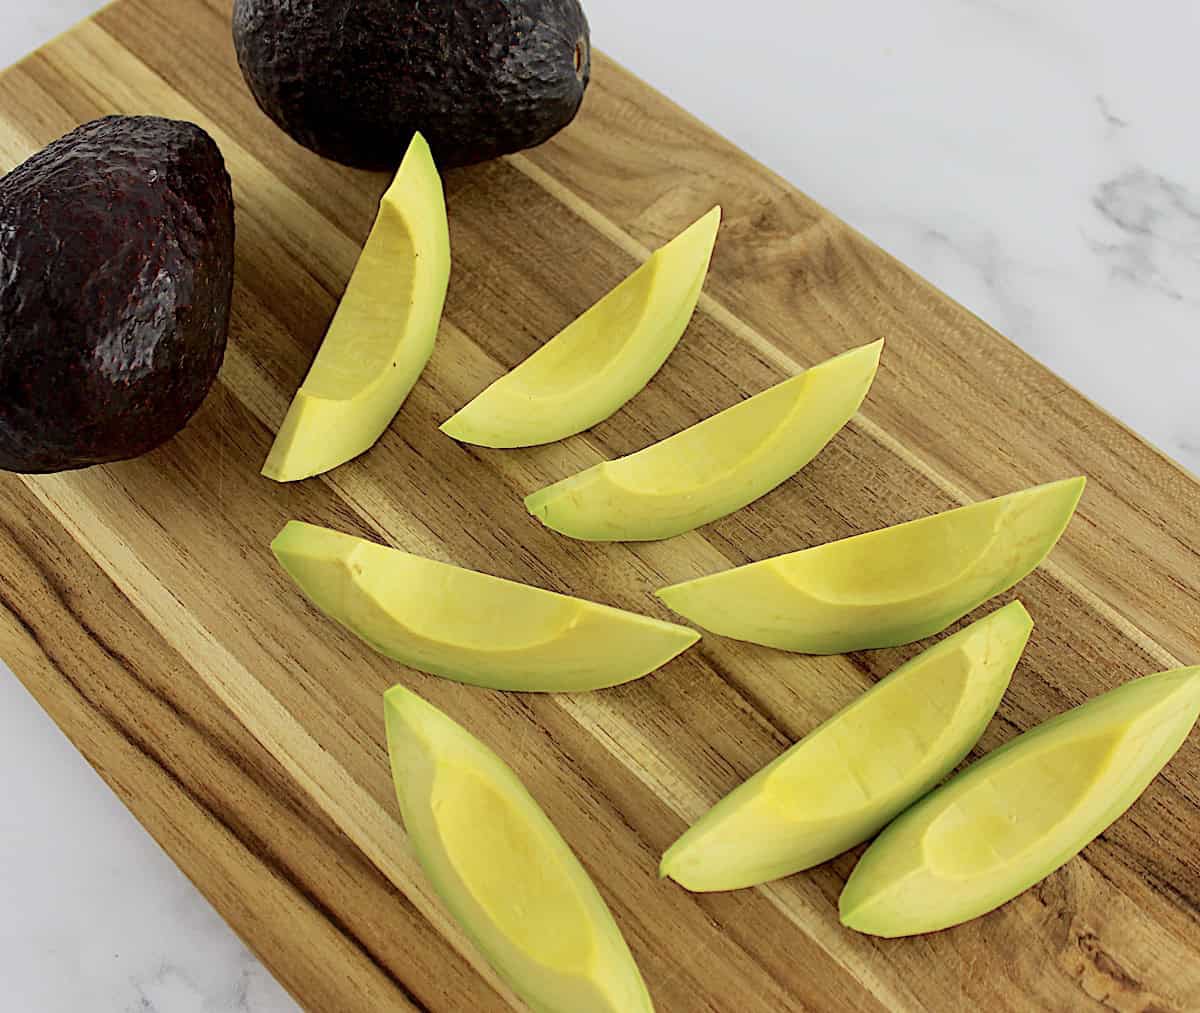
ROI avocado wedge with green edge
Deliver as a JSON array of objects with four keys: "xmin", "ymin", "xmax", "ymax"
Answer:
[
  {"xmin": 841, "ymin": 665, "xmax": 1200, "ymax": 937},
  {"xmin": 525, "ymin": 340, "xmax": 883, "ymax": 542},
  {"xmin": 658, "ymin": 477, "xmax": 1085, "ymax": 653},
  {"xmin": 441, "ymin": 207, "xmax": 721, "ymax": 448},
  {"xmin": 661, "ymin": 602, "xmax": 1031, "ymax": 892},
  {"xmin": 262, "ymin": 132, "xmax": 449, "ymax": 482},
  {"xmin": 272, "ymin": 521, "xmax": 698, "ymax": 692},
  {"xmin": 386, "ymin": 685, "xmax": 654, "ymax": 1012}
]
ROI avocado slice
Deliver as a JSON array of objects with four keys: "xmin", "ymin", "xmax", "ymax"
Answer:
[
  {"xmin": 385, "ymin": 685, "xmax": 654, "ymax": 1012},
  {"xmin": 841, "ymin": 665, "xmax": 1200, "ymax": 937},
  {"xmin": 262, "ymin": 133, "xmax": 450, "ymax": 482},
  {"xmin": 234, "ymin": 0, "xmax": 591, "ymax": 170},
  {"xmin": 657, "ymin": 477, "xmax": 1085, "ymax": 652},
  {"xmin": 0, "ymin": 116, "xmax": 234, "ymax": 473},
  {"xmin": 441, "ymin": 207, "xmax": 720, "ymax": 448},
  {"xmin": 272, "ymin": 521, "xmax": 698, "ymax": 691},
  {"xmin": 524, "ymin": 341, "xmax": 883, "ymax": 541},
  {"xmin": 661, "ymin": 602, "xmax": 1031, "ymax": 892}
]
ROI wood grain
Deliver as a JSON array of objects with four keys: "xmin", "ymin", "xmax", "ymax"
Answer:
[{"xmin": 1, "ymin": 1, "xmax": 1198, "ymax": 1009}]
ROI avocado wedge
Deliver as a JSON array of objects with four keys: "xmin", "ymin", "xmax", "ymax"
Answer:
[
  {"xmin": 441, "ymin": 207, "xmax": 720, "ymax": 448},
  {"xmin": 657, "ymin": 477, "xmax": 1084, "ymax": 652},
  {"xmin": 841, "ymin": 666, "xmax": 1200, "ymax": 937},
  {"xmin": 262, "ymin": 132, "xmax": 449, "ymax": 482},
  {"xmin": 385, "ymin": 686, "xmax": 654, "ymax": 1012},
  {"xmin": 661, "ymin": 602, "xmax": 1031, "ymax": 892},
  {"xmin": 272, "ymin": 521, "xmax": 698, "ymax": 691},
  {"xmin": 525, "ymin": 341, "xmax": 883, "ymax": 541}
]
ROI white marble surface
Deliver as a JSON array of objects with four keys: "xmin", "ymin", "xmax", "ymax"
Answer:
[{"xmin": 1, "ymin": 0, "xmax": 1197, "ymax": 1009}]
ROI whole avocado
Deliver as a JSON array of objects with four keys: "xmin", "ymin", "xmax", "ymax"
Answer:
[
  {"xmin": 0, "ymin": 116, "xmax": 235, "ymax": 474},
  {"xmin": 232, "ymin": 0, "xmax": 591, "ymax": 170}
]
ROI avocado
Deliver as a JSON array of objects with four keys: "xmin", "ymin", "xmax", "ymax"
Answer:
[
  {"xmin": 657, "ymin": 477, "xmax": 1086, "ymax": 652},
  {"xmin": 232, "ymin": 0, "xmax": 591, "ymax": 170},
  {"xmin": 840, "ymin": 666, "xmax": 1200, "ymax": 937},
  {"xmin": 386, "ymin": 684, "xmax": 654, "ymax": 1011},
  {"xmin": 525, "ymin": 341, "xmax": 884, "ymax": 542},
  {"xmin": 660, "ymin": 602, "xmax": 1031, "ymax": 892},
  {"xmin": 0, "ymin": 116, "xmax": 235, "ymax": 474},
  {"xmin": 440, "ymin": 207, "xmax": 721, "ymax": 449},
  {"xmin": 272, "ymin": 520, "xmax": 699, "ymax": 692},
  {"xmin": 262, "ymin": 132, "xmax": 450, "ymax": 482}
]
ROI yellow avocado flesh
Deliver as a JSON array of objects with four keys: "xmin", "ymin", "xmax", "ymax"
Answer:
[
  {"xmin": 657, "ymin": 476, "xmax": 1084, "ymax": 653},
  {"xmin": 525, "ymin": 340, "xmax": 883, "ymax": 542},
  {"xmin": 262, "ymin": 133, "xmax": 450, "ymax": 482},
  {"xmin": 272, "ymin": 521, "xmax": 698, "ymax": 691},
  {"xmin": 660, "ymin": 602, "xmax": 1031, "ymax": 892},
  {"xmin": 385, "ymin": 686, "xmax": 654, "ymax": 1013},
  {"xmin": 840, "ymin": 666, "xmax": 1200, "ymax": 937},
  {"xmin": 440, "ymin": 207, "xmax": 720, "ymax": 448}
]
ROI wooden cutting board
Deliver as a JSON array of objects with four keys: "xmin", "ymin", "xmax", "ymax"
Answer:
[{"xmin": 2, "ymin": 1, "xmax": 1198, "ymax": 1010}]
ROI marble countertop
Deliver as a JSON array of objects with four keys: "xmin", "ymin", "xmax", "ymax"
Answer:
[{"xmin": 1, "ymin": 0, "xmax": 1196, "ymax": 1009}]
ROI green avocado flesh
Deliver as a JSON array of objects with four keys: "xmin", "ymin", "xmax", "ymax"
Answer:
[
  {"xmin": 660, "ymin": 602, "xmax": 1031, "ymax": 891},
  {"xmin": 525, "ymin": 340, "xmax": 883, "ymax": 541},
  {"xmin": 261, "ymin": 133, "xmax": 450, "ymax": 482},
  {"xmin": 658, "ymin": 477, "xmax": 1084, "ymax": 652},
  {"xmin": 841, "ymin": 666, "xmax": 1200, "ymax": 937},
  {"xmin": 272, "ymin": 521, "xmax": 698, "ymax": 691},
  {"xmin": 440, "ymin": 207, "xmax": 720, "ymax": 448},
  {"xmin": 385, "ymin": 686, "xmax": 654, "ymax": 1012},
  {"xmin": 0, "ymin": 116, "xmax": 234, "ymax": 473},
  {"xmin": 233, "ymin": 0, "xmax": 591, "ymax": 170}
]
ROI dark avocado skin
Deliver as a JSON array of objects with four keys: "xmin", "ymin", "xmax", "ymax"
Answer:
[
  {"xmin": 0, "ymin": 116, "xmax": 235, "ymax": 474},
  {"xmin": 233, "ymin": 0, "xmax": 591, "ymax": 170}
]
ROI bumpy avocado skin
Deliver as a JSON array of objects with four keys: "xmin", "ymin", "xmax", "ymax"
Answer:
[
  {"xmin": 0, "ymin": 116, "xmax": 235, "ymax": 474},
  {"xmin": 232, "ymin": 0, "xmax": 591, "ymax": 170}
]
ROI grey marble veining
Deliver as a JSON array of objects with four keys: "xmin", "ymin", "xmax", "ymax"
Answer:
[{"xmin": 1, "ymin": 0, "xmax": 1197, "ymax": 1009}]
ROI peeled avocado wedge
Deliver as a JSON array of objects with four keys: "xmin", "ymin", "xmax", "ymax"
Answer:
[
  {"xmin": 272, "ymin": 521, "xmax": 698, "ymax": 691},
  {"xmin": 262, "ymin": 133, "xmax": 450, "ymax": 482},
  {"xmin": 385, "ymin": 686, "xmax": 654, "ymax": 1013},
  {"xmin": 441, "ymin": 207, "xmax": 721, "ymax": 448},
  {"xmin": 658, "ymin": 476, "xmax": 1085, "ymax": 653},
  {"xmin": 525, "ymin": 340, "xmax": 883, "ymax": 542},
  {"xmin": 660, "ymin": 602, "xmax": 1032, "ymax": 892},
  {"xmin": 841, "ymin": 666, "xmax": 1200, "ymax": 938}
]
